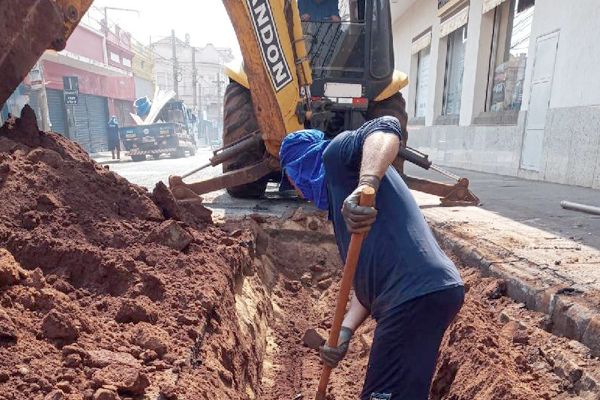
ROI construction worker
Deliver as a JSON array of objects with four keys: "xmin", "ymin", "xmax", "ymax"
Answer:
[
  {"xmin": 107, "ymin": 116, "xmax": 120, "ymax": 160},
  {"xmin": 279, "ymin": 116, "xmax": 464, "ymax": 399},
  {"xmin": 299, "ymin": 0, "xmax": 341, "ymax": 22}
]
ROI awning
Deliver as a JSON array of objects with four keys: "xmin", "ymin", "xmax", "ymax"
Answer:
[
  {"xmin": 439, "ymin": 5, "xmax": 470, "ymax": 38},
  {"xmin": 42, "ymin": 50, "xmax": 129, "ymax": 78},
  {"xmin": 411, "ymin": 30, "xmax": 432, "ymax": 54},
  {"xmin": 482, "ymin": 0, "xmax": 508, "ymax": 14}
]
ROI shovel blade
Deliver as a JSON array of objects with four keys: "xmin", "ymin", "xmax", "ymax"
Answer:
[{"xmin": 303, "ymin": 328, "xmax": 326, "ymax": 350}]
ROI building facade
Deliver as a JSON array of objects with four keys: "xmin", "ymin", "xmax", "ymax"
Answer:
[
  {"xmin": 151, "ymin": 33, "xmax": 234, "ymax": 143},
  {"xmin": 38, "ymin": 24, "xmax": 135, "ymax": 153},
  {"xmin": 132, "ymin": 39, "xmax": 155, "ymax": 100},
  {"xmin": 1, "ymin": 19, "xmax": 142, "ymax": 153},
  {"xmin": 392, "ymin": 0, "xmax": 600, "ymax": 189}
]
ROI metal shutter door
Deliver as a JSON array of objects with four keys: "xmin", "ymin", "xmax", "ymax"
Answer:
[
  {"xmin": 84, "ymin": 95, "xmax": 109, "ymax": 153},
  {"xmin": 46, "ymin": 89, "xmax": 67, "ymax": 135},
  {"xmin": 27, "ymin": 91, "xmax": 39, "ymax": 121},
  {"xmin": 71, "ymin": 96, "xmax": 93, "ymax": 152},
  {"xmin": 71, "ymin": 94, "xmax": 109, "ymax": 153},
  {"xmin": 115, "ymin": 100, "xmax": 134, "ymax": 126}
]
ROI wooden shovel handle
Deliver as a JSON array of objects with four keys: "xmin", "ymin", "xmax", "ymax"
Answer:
[{"xmin": 315, "ymin": 186, "xmax": 376, "ymax": 400}]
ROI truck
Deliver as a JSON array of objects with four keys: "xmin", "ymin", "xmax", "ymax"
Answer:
[{"xmin": 120, "ymin": 100, "xmax": 197, "ymax": 162}]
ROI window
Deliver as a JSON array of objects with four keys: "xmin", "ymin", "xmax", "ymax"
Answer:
[
  {"xmin": 110, "ymin": 52, "xmax": 120, "ymax": 63},
  {"xmin": 486, "ymin": 0, "xmax": 534, "ymax": 112},
  {"xmin": 415, "ymin": 47, "xmax": 431, "ymax": 118},
  {"xmin": 122, "ymin": 58, "xmax": 132, "ymax": 67},
  {"xmin": 442, "ymin": 26, "xmax": 467, "ymax": 116},
  {"xmin": 338, "ymin": 0, "xmax": 366, "ymax": 21},
  {"xmin": 370, "ymin": 0, "xmax": 394, "ymax": 79}
]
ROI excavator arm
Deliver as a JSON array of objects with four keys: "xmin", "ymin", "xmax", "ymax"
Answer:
[
  {"xmin": 0, "ymin": 0, "xmax": 93, "ymax": 107},
  {"xmin": 220, "ymin": 0, "xmax": 309, "ymax": 156}
]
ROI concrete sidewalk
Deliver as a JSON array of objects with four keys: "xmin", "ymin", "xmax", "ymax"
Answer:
[
  {"xmin": 406, "ymin": 164, "xmax": 600, "ymax": 250},
  {"xmin": 90, "ymin": 151, "xmax": 125, "ymax": 165},
  {"xmin": 406, "ymin": 165, "xmax": 600, "ymax": 355}
]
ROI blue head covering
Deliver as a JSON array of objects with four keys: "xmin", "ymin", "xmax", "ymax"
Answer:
[{"xmin": 280, "ymin": 129, "xmax": 330, "ymax": 210}]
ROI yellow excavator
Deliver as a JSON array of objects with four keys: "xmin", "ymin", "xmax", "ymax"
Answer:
[
  {"xmin": 168, "ymin": 0, "xmax": 478, "ymax": 206},
  {"xmin": 0, "ymin": 0, "xmax": 477, "ymax": 206}
]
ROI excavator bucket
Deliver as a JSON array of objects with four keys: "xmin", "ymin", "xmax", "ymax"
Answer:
[
  {"xmin": 404, "ymin": 176, "xmax": 480, "ymax": 207},
  {"xmin": 0, "ymin": 0, "xmax": 93, "ymax": 107}
]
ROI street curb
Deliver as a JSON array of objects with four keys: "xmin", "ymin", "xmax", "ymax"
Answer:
[
  {"xmin": 93, "ymin": 159, "xmax": 125, "ymax": 165},
  {"xmin": 430, "ymin": 223, "xmax": 600, "ymax": 357}
]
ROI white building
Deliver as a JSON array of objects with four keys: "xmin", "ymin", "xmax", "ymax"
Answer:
[
  {"xmin": 151, "ymin": 33, "xmax": 234, "ymax": 137},
  {"xmin": 392, "ymin": 0, "xmax": 600, "ymax": 189}
]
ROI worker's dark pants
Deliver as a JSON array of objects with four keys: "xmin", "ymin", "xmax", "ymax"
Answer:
[{"xmin": 360, "ymin": 286, "xmax": 464, "ymax": 400}]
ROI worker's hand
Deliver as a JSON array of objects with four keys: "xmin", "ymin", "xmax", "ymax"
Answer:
[
  {"xmin": 301, "ymin": 13, "xmax": 311, "ymax": 21},
  {"xmin": 330, "ymin": 15, "xmax": 341, "ymax": 22},
  {"xmin": 342, "ymin": 177, "xmax": 380, "ymax": 234},
  {"xmin": 319, "ymin": 326, "xmax": 353, "ymax": 368}
]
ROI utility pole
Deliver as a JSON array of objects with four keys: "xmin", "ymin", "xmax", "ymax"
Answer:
[
  {"xmin": 215, "ymin": 72, "xmax": 224, "ymax": 138},
  {"xmin": 192, "ymin": 47, "xmax": 198, "ymax": 110},
  {"xmin": 198, "ymin": 81, "xmax": 202, "ymax": 117},
  {"xmin": 171, "ymin": 30, "xmax": 179, "ymax": 99},
  {"xmin": 28, "ymin": 62, "xmax": 51, "ymax": 132},
  {"xmin": 198, "ymin": 81, "xmax": 204, "ymax": 144}
]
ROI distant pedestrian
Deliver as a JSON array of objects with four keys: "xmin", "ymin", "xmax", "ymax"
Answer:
[{"xmin": 107, "ymin": 116, "xmax": 120, "ymax": 160}]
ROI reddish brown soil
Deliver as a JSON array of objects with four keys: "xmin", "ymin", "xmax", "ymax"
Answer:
[
  {"xmin": 0, "ymin": 108, "xmax": 597, "ymax": 400},
  {"xmin": 237, "ymin": 214, "xmax": 599, "ymax": 400},
  {"xmin": 0, "ymin": 109, "xmax": 260, "ymax": 400}
]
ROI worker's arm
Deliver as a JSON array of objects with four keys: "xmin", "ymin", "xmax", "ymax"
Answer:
[
  {"xmin": 320, "ymin": 293, "xmax": 369, "ymax": 368},
  {"xmin": 360, "ymin": 131, "xmax": 401, "ymax": 181},
  {"xmin": 342, "ymin": 129, "xmax": 401, "ymax": 233},
  {"xmin": 342, "ymin": 292, "xmax": 370, "ymax": 330}
]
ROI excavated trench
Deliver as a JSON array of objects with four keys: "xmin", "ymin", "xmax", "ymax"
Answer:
[{"xmin": 226, "ymin": 210, "xmax": 600, "ymax": 400}]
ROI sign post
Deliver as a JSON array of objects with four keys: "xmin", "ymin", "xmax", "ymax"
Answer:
[
  {"xmin": 63, "ymin": 76, "xmax": 79, "ymax": 105},
  {"xmin": 63, "ymin": 76, "xmax": 79, "ymax": 139}
]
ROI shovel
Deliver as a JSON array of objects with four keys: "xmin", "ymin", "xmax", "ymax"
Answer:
[{"xmin": 313, "ymin": 186, "xmax": 376, "ymax": 400}]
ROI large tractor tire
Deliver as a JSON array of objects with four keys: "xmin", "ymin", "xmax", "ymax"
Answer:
[
  {"xmin": 222, "ymin": 81, "xmax": 269, "ymax": 198},
  {"xmin": 366, "ymin": 92, "xmax": 409, "ymax": 174}
]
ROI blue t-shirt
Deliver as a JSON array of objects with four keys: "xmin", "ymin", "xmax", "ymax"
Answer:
[
  {"xmin": 298, "ymin": 0, "xmax": 340, "ymax": 20},
  {"xmin": 322, "ymin": 117, "xmax": 463, "ymax": 320}
]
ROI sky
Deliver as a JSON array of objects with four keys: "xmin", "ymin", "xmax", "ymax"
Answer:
[{"xmin": 88, "ymin": 0, "xmax": 241, "ymax": 58}]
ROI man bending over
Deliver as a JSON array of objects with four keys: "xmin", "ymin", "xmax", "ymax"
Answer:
[{"xmin": 279, "ymin": 115, "xmax": 464, "ymax": 399}]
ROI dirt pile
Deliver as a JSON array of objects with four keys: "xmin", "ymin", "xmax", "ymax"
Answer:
[{"xmin": 0, "ymin": 108, "xmax": 262, "ymax": 399}]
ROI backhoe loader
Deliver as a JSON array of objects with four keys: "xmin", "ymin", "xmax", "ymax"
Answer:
[
  {"xmin": 168, "ymin": 0, "xmax": 479, "ymax": 206},
  {"xmin": 0, "ymin": 0, "xmax": 477, "ymax": 207}
]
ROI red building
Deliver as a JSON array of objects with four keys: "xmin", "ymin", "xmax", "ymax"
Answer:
[{"xmin": 38, "ymin": 24, "xmax": 136, "ymax": 152}]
